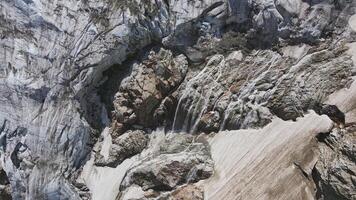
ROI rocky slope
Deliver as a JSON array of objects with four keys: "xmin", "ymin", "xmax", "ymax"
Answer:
[{"xmin": 0, "ymin": 0, "xmax": 355, "ymax": 199}]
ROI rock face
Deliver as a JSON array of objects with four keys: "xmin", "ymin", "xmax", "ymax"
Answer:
[
  {"xmin": 95, "ymin": 129, "xmax": 149, "ymax": 167},
  {"xmin": 0, "ymin": 165, "xmax": 11, "ymax": 200},
  {"xmin": 112, "ymin": 49, "xmax": 188, "ymax": 131},
  {"xmin": 313, "ymin": 126, "xmax": 356, "ymax": 200},
  {"xmin": 121, "ymin": 142, "xmax": 213, "ymax": 192},
  {"xmin": 0, "ymin": 0, "xmax": 356, "ymax": 199}
]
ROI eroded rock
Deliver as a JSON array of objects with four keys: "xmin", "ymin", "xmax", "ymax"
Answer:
[
  {"xmin": 112, "ymin": 49, "xmax": 188, "ymax": 132},
  {"xmin": 313, "ymin": 126, "xmax": 356, "ymax": 200},
  {"xmin": 95, "ymin": 130, "xmax": 149, "ymax": 167},
  {"xmin": 120, "ymin": 133, "xmax": 213, "ymax": 193}
]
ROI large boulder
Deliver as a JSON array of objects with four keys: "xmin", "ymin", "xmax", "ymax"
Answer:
[
  {"xmin": 120, "ymin": 133, "xmax": 213, "ymax": 192},
  {"xmin": 112, "ymin": 49, "xmax": 188, "ymax": 131},
  {"xmin": 95, "ymin": 130, "xmax": 149, "ymax": 167}
]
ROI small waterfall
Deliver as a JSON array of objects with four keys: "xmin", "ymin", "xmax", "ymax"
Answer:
[
  {"xmin": 172, "ymin": 55, "xmax": 225, "ymax": 133},
  {"xmin": 190, "ymin": 87, "xmax": 213, "ymax": 134},
  {"xmin": 220, "ymin": 99, "xmax": 237, "ymax": 131},
  {"xmin": 171, "ymin": 52, "xmax": 279, "ymax": 133},
  {"xmin": 219, "ymin": 53, "xmax": 280, "ymax": 130}
]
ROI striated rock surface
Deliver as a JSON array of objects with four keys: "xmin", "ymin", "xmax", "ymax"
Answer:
[{"xmin": 0, "ymin": 0, "xmax": 356, "ymax": 199}]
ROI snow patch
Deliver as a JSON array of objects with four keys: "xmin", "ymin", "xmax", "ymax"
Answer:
[
  {"xmin": 78, "ymin": 150, "xmax": 136, "ymax": 200},
  {"xmin": 203, "ymin": 112, "xmax": 333, "ymax": 200},
  {"xmin": 78, "ymin": 129, "xmax": 167, "ymax": 200},
  {"xmin": 281, "ymin": 44, "xmax": 310, "ymax": 61},
  {"xmin": 349, "ymin": 14, "xmax": 356, "ymax": 32},
  {"xmin": 120, "ymin": 185, "xmax": 145, "ymax": 200}
]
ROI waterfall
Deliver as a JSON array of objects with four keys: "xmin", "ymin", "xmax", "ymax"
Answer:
[
  {"xmin": 219, "ymin": 53, "xmax": 280, "ymax": 130},
  {"xmin": 172, "ymin": 55, "xmax": 225, "ymax": 133}
]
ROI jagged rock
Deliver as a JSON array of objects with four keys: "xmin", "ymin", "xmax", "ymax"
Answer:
[
  {"xmin": 112, "ymin": 49, "xmax": 188, "ymax": 131},
  {"xmin": 157, "ymin": 184, "xmax": 204, "ymax": 200},
  {"xmin": 171, "ymin": 40, "xmax": 352, "ymax": 133},
  {"xmin": 197, "ymin": 111, "xmax": 221, "ymax": 133},
  {"xmin": 153, "ymin": 95, "xmax": 178, "ymax": 127},
  {"xmin": 95, "ymin": 130, "xmax": 149, "ymax": 167},
  {"xmin": 267, "ymin": 45, "xmax": 353, "ymax": 121},
  {"xmin": 158, "ymin": 134, "xmax": 194, "ymax": 154},
  {"xmin": 169, "ymin": 184, "xmax": 204, "ymax": 200},
  {"xmin": 313, "ymin": 126, "xmax": 356, "ymax": 200},
  {"xmin": 162, "ymin": 1, "xmax": 227, "ymax": 52},
  {"xmin": 0, "ymin": 0, "xmax": 173, "ymax": 197},
  {"xmin": 1, "ymin": 0, "xmax": 356, "ymax": 199},
  {"xmin": 314, "ymin": 103, "xmax": 346, "ymax": 125},
  {"xmin": 0, "ymin": 166, "xmax": 11, "ymax": 200},
  {"xmin": 120, "ymin": 133, "xmax": 213, "ymax": 192}
]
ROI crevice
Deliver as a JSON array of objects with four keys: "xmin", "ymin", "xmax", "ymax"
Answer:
[{"xmin": 293, "ymin": 162, "xmax": 310, "ymax": 180}]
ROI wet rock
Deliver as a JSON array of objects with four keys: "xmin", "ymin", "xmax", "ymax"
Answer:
[
  {"xmin": 171, "ymin": 38, "xmax": 353, "ymax": 133},
  {"xmin": 2, "ymin": 0, "xmax": 356, "ymax": 199},
  {"xmin": 121, "ymin": 153, "xmax": 213, "ymax": 191},
  {"xmin": 268, "ymin": 46, "xmax": 353, "ymax": 121},
  {"xmin": 153, "ymin": 95, "xmax": 178, "ymax": 127},
  {"xmin": 197, "ymin": 111, "xmax": 221, "ymax": 133},
  {"xmin": 158, "ymin": 134, "xmax": 194, "ymax": 154}
]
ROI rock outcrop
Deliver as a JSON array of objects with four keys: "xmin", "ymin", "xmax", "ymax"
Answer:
[
  {"xmin": 112, "ymin": 49, "xmax": 188, "ymax": 131},
  {"xmin": 95, "ymin": 129, "xmax": 149, "ymax": 167},
  {"xmin": 0, "ymin": 0, "xmax": 356, "ymax": 199},
  {"xmin": 313, "ymin": 126, "xmax": 356, "ymax": 200}
]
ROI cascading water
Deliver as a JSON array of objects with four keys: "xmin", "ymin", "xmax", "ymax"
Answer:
[
  {"xmin": 219, "ymin": 53, "xmax": 280, "ymax": 130},
  {"xmin": 171, "ymin": 55, "xmax": 225, "ymax": 133}
]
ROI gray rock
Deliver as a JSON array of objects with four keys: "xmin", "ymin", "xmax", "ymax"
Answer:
[
  {"xmin": 0, "ymin": 165, "xmax": 11, "ymax": 200},
  {"xmin": 95, "ymin": 130, "xmax": 149, "ymax": 167},
  {"xmin": 1, "ymin": 0, "xmax": 356, "ymax": 199},
  {"xmin": 313, "ymin": 126, "xmax": 356, "ymax": 200},
  {"xmin": 120, "ymin": 134, "xmax": 213, "ymax": 192},
  {"xmin": 112, "ymin": 49, "xmax": 188, "ymax": 131}
]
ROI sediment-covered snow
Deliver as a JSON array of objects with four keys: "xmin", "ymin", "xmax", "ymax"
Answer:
[{"xmin": 203, "ymin": 112, "xmax": 333, "ymax": 200}]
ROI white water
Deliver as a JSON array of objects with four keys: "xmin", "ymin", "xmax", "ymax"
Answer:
[
  {"xmin": 220, "ymin": 52, "xmax": 280, "ymax": 130},
  {"xmin": 78, "ymin": 41, "xmax": 356, "ymax": 199}
]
